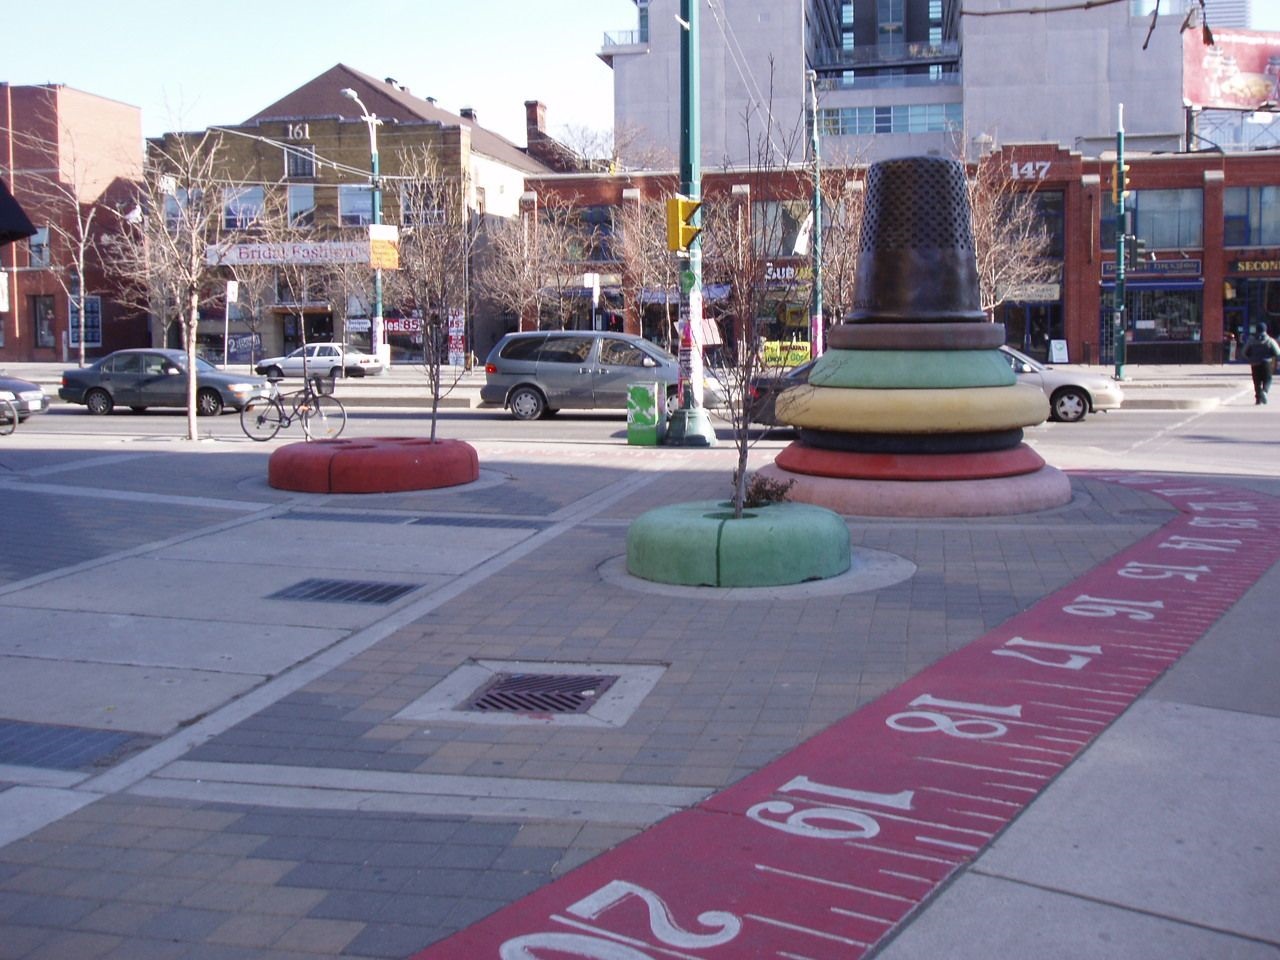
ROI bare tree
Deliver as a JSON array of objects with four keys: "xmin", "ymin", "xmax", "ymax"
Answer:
[
  {"xmin": 967, "ymin": 154, "xmax": 1056, "ymax": 318},
  {"xmin": 701, "ymin": 94, "xmax": 811, "ymax": 517},
  {"xmin": 480, "ymin": 192, "xmax": 593, "ymax": 331},
  {"xmin": 2, "ymin": 120, "xmax": 130, "ymax": 366},
  {"xmin": 615, "ymin": 192, "xmax": 681, "ymax": 349},
  {"xmin": 105, "ymin": 131, "xmax": 236, "ymax": 440},
  {"xmin": 556, "ymin": 122, "xmax": 677, "ymax": 173},
  {"xmin": 383, "ymin": 146, "xmax": 476, "ymax": 440},
  {"xmin": 817, "ymin": 158, "xmax": 866, "ymax": 327}
]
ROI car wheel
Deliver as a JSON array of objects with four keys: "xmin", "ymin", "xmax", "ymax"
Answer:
[
  {"xmin": 665, "ymin": 389, "xmax": 681, "ymax": 417},
  {"xmin": 1051, "ymin": 387, "xmax": 1088, "ymax": 423},
  {"xmin": 264, "ymin": 365, "xmax": 284, "ymax": 380},
  {"xmin": 85, "ymin": 389, "xmax": 114, "ymax": 415},
  {"xmin": 509, "ymin": 386, "xmax": 546, "ymax": 420},
  {"xmin": 329, "ymin": 367, "xmax": 343, "ymax": 379},
  {"xmin": 196, "ymin": 389, "xmax": 224, "ymax": 417}
]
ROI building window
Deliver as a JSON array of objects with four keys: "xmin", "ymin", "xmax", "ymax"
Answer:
[
  {"xmin": 400, "ymin": 185, "xmax": 445, "ymax": 226},
  {"xmin": 1103, "ymin": 188, "xmax": 1203, "ymax": 249},
  {"xmin": 286, "ymin": 144, "xmax": 316, "ymax": 179},
  {"xmin": 877, "ymin": 0, "xmax": 903, "ymax": 46},
  {"xmin": 289, "ymin": 184, "xmax": 316, "ymax": 227},
  {"xmin": 28, "ymin": 226, "xmax": 50, "ymax": 268},
  {"xmin": 818, "ymin": 102, "xmax": 961, "ymax": 136},
  {"xmin": 340, "ymin": 184, "xmax": 374, "ymax": 226},
  {"xmin": 223, "ymin": 186, "xmax": 264, "ymax": 230},
  {"xmin": 31, "ymin": 294, "xmax": 56, "ymax": 348},
  {"xmin": 1224, "ymin": 186, "xmax": 1280, "ymax": 247}
]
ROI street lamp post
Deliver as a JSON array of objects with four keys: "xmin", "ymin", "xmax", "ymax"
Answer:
[{"xmin": 341, "ymin": 88, "xmax": 388, "ymax": 368}]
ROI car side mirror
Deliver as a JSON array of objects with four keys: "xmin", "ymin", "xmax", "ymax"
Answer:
[
  {"xmin": 642, "ymin": 357, "xmax": 657, "ymax": 368},
  {"xmin": 165, "ymin": 364, "xmax": 182, "ymax": 375}
]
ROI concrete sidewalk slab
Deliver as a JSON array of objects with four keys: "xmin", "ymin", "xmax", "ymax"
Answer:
[{"xmin": 969, "ymin": 699, "xmax": 1280, "ymax": 943}]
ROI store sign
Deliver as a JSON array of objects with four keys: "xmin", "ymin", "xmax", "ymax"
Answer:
[
  {"xmin": 206, "ymin": 241, "xmax": 369, "ymax": 266},
  {"xmin": 1102, "ymin": 258, "xmax": 1201, "ymax": 278},
  {"xmin": 1230, "ymin": 256, "xmax": 1280, "ymax": 276},
  {"xmin": 369, "ymin": 224, "xmax": 400, "ymax": 271}
]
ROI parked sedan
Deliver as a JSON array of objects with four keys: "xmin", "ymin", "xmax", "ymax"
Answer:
[
  {"xmin": 255, "ymin": 343, "xmax": 384, "ymax": 380},
  {"xmin": 0, "ymin": 372, "xmax": 51, "ymax": 421},
  {"xmin": 747, "ymin": 359, "xmax": 817, "ymax": 425},
  {"xmin": 59, "ymin": 349, "xmax": 272, "ymax": 416},
  {"xmin": 999, "ymin": 345, "xmax": 1124, "ymax": 422}
]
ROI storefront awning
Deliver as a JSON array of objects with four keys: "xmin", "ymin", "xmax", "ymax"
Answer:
[{"xmin": 0, "ymin": 179, "xmax": 37, "ymax": 246}]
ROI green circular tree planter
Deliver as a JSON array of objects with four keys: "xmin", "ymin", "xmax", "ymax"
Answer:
[{"xmin": 627, "ymin": 500, "xmax": 851, "ymax": 588}]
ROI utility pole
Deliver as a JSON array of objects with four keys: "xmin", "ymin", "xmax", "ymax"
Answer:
[
  {"xmin": 666, "ymin": 0, "xmax": 716, "ymax": 446},
  {"xmin": 808, "ymin": 69, "xmax": 824, "ymax": 360},
  {"xmin": 1114, "ymin": 104, "xmax": 1127, "ymax": 381}
]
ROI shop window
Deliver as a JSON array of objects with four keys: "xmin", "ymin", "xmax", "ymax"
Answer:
[
  {"xmin": 223, "ymin": 186, "xmax": 264, "ymax": 230},
  {"xmin": 28, "ymin": 226, "xmax": 50, "ymax": 268},
  {"xmin": 1224, "ymin": 186, "xmax": 1280, "ymax": 247},
  {"xmin": 340, "ymin": 184, "xmax": 373, "ymax": 226},
  {"xmin": 286, "ymin": 144, "xmax": 316, "ymax": 179},
  {"xmin": 31, "ymin": 294, "xmax": 56, "ymax": 348},
  {"xmin": 1102, "ymin": 188, "xmax": 1202, "ymax": 250},
  {"xmin": 289, "ymin": 184, "xmax": 315, "ymax": 227}
]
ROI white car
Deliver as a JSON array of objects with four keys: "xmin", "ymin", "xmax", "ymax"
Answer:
[
  {"xmin": 255, "ymin": 343, "xmax": 384, "ymax": 380},
  {"xmin": 1000, "ymin": 345, "xmax": 1123, "ymax": 422}
]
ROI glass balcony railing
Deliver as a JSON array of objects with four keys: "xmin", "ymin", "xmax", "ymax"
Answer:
[
  {"xmin": 812, "ymin": 39, "xmax": 959, "ymax": 70},
  {"xmin": 817, "ymin": 71, "xmax": 961, "ymax": 92},
  {"xmin": 603, "ymin": 29, "xmax": 648, "ymax": 47}
]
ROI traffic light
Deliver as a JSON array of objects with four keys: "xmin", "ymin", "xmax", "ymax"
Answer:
[
  {"xmin": 1125, "ymin": 235, "xmax": 1147, "ymax": 271},
  {"xmin": 1111, "ymin": 161, "xmax": 1130, "ymax": 204},
  {"xmin": 666, "ymin": 195, "xmax": 701, "ymax": 252}
]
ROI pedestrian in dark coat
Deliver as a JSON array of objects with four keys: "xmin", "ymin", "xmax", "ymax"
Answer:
[{"xmin": 1242, "ymin": 322, "xmax": 1280, "ymax": 405}]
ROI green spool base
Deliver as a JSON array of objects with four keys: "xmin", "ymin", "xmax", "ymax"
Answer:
[{"xmin": 627, "ymin": 500, "xmax": 851, "ymax": 587}]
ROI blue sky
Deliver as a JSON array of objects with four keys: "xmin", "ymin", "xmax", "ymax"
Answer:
[
  {"xmin": 6, "ymin": 1, "xmax": 1276, "ymax": 144},
  {"xmin": 5, "ymin": 0, "xmax": 638, "ymax": 142}
]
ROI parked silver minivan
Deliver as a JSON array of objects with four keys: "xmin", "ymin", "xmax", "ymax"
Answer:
[{"xmin": 482, "ymin": 331, "xmax": 719, "ymax": 420}]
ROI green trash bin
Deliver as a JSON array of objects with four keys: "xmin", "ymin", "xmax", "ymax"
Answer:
[{"xmin": 626, "ymin": 382, "xmax": 665, "ymax": 445}]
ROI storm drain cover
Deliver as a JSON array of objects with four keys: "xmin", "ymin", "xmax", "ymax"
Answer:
[
  {"xmin": 268, "ymin": 578, "xmax": 419, "ymax": 604},
  {"xmin": 462, "ymin": 673, "xmax": 620, "ymax": 715}
]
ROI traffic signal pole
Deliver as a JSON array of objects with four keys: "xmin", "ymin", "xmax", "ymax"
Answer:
[
  {"xmin": 666, "ymin": 0, "xmax": 717, "ymax": 447},
  {"xmin": 1114, "ymin": 105, "xmax": 1127, "ymax": 381}
]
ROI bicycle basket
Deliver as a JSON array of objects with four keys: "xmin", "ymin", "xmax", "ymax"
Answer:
[{"xmin": 309, "ymin": 374, "xmax": 336, "ymax": 396}]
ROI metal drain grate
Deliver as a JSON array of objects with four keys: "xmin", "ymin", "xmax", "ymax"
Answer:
[
  {"xmin": 410, "ymin": 516, "xmax": 549, "ymax": 529},
  {"xmin": 268, "ymin": 578, "xmax": 420, "ymax": 604},
  {"xmin": 0, "ymin": 719, "xmax": 151, "ymax": 771},
  {"xmin": 462, "ymin": 673, "xmax": 619, "ymax": 715},
  {"xmin": 279, "ymin": 511, "xmax": 415, "ymax": 525}
]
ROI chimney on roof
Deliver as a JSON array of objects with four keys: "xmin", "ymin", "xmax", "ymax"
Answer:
[
  {"xmin": 384, "ymin": 77, "xmax": 409, "ymax": 93},
  {"xmin": 426, "ymin": 96, "xmax": 437, "ymax": 105},
  {"xmin": 524, "ymin": 100, "xmax": 548, "ymax": 136},
  {"xmin": 460, "ymin": 107, "xmax": 477, "ymax": 122}
]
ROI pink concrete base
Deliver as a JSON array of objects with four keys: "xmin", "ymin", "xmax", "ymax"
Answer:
[
  {"xmin": 268, "ymin": 437, "xmax": 479, "ymax": 494},
  {"xmin": 775, "ymin": 441, "xmax": 1045, "ymax": 481},
  {"xmin": 757, "ymin": 461, "xmax": 1073, "ymax": 517}
]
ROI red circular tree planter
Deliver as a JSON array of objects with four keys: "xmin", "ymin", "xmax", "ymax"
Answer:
[{"xmin": 268, "ymin": 437, "xmax": 479, "ymax": 494}]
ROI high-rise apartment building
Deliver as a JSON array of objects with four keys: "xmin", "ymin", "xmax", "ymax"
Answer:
[{"xmin": 599, "ymin": 0, "xmax": 1267, "ymax": 166}]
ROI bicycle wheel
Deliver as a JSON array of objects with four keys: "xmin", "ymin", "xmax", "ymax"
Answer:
[
  {"xmin": 240, "ymin": 398, "xmax": 285, "ymax": 441},
  {"xmin": 301, "ymin": 395, "xmax": 346, "ymax": 440},
  {"xmin": 0, "ymin": 399, "xmax": 16, "ymax": 436}
]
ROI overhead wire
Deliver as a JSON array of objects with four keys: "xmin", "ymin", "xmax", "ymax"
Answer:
[{"xmin": 703, "ymin": 0, "xmax": 792, "ymax": 163}]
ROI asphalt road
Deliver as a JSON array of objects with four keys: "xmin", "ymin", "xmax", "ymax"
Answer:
[{"xmin": 12, "ymin": 400, "xmax": 1280, "ymax": 482}]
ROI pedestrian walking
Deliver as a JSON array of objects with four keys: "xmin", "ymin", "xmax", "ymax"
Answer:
[{"xmin": 1242, "ymin": 322, "xmax": 1280, "ymax": 405}]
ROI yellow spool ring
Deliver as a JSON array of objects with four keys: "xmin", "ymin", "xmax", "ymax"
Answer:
[{"xmin": 776, "ymin": 383, "xmax": 1049, "ymax": 433}]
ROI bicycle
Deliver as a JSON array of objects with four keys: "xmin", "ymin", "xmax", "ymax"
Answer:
[
  {"xmin": 0, "ymin": 397, "xmax": 17, "ymax": 436},
  {"xmin": 240, "ymin": 373, "xmax": 346, "ymax": 442}
]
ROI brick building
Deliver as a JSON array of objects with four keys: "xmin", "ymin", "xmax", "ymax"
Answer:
[
  {"xmin": 525, "ymin": 141, "xmax": 1280, "ymax": 365},
  {"xmin": 157, "ymin": 64, "xmax": 563, "ymax": 364},
  {"xmin": 0, "ymin": 83, "xmax": 143, "ymax": 363}
]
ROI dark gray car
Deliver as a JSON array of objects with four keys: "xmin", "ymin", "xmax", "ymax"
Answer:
[
  {"xmin": 59, "ymin": 349, "xmax": 272, "ymax": 416},
  {"xmin": 482, "ymin": 331, "xmax": 704, "ymax": 420}
]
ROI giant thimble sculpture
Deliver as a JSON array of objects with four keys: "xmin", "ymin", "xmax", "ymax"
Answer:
[{"xmin": 757, "ymin": 157, "xmax": 1071, "ymax": 517}]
